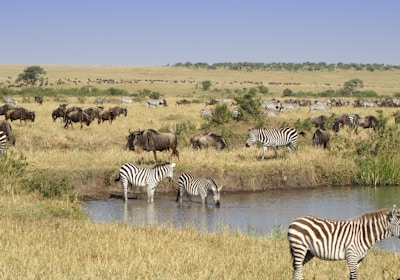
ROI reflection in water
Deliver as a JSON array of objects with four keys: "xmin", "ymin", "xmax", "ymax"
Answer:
[{"xmin": 83, "ymin": 186, "xmax": 400, "ymax": 253}]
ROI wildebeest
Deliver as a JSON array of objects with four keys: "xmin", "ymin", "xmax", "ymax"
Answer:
[
  {"xmin": 111, "ymin": 106, "xmax": 127, "ymax": 117},
  {"xmin": 175, "ymin": 99, "xmax": 191, "ymax": 106},
  {"xmin": 0, "ymin": 120, "xmax": 15, "ymax": 145},
  {"xmin": 355, "ymin": 115, "xmax": 381, "ymax": 131},
  {"xmin": 34, "ymin": 96, "xmax": 43, "ymax": 105},
  {"xmin": 0, "ymin": 104, "xmax": 15, "ymax": 116},
  {"xmin": 190, "ymin": 132, "xmax": 227, "ymax": 150},
  {"xmin": 312, "ymin": 129, "xmax": 330, "ymax": 149},
  {"xmin": 126, "ymin": 129, "xmax": 179, "ymax": 163},
  {"xmin": 64, "ymin": 108, "xmax": 93, "ymax": 129},
  {"xmin": 311, "ymin": 115, "xmax": 327, "ymax": 129},
  {"xmin": 98, "ymin": 108, "xmax": 116, "ymax": 124},
  {"xmin": 5, "ymin": 108, "xmax": 35, "ymax": 124},
  {"xmin": 52, "ymin": 104, "xmax": 68, "ymax": 122},
  {"xmin": 84, "ymin": 106, "xmax": 104, "ymax": 120},
  {"xmin": 333, "ymin": 114, "xmax": 353, "ymax": 132}
]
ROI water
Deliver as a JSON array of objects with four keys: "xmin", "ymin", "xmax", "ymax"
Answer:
[{"xmin": 82, "ymin": 186, "xmax": 400, "ymax": 253}]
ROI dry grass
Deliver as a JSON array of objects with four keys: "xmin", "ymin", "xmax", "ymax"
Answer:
[{"xmin": 0, "ymin": 195, "xmax": 399, "ymax": 279}]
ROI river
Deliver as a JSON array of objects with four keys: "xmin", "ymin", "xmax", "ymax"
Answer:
[{"xmin": 83, "ymin": 186, "xmax": 400, "ymax": 253}]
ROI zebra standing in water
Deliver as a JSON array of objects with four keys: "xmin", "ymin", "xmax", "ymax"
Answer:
[
  {"xmin": 245, "ymin": 127, "xmax": 305, "ymax": 159},
  {"xmin": 288, "ymin": 205, "xmax": 400, "ymax": 280},
  {"xmin": 0, "ymin": 131, "xmax": 7, "ymax": 158},
  {"xmin": 115, "ymin": 162, "xmax": 176, "ymax": 202},
  {"xmin": 176, "ymin": 172, "xmax": 222, "ymax": 207}
]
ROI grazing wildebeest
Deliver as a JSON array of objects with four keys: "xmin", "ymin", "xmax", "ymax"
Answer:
[
  {"xmin": 312, "ymin": 129, "xmax": 331, "ymax": 149},
  {"xmin": 64, "ymin": 108, "xmax": 93, "ymax": 129},
  {"xmin": 333, "ymin": 114, "xmax": 352, "ymax": 132},
  {"xmin": 84, "ymin": 106, "xmax": 104, "ymax": 120},
  {"xmin": 5, "ymin": 108, "xmax": 35, "ymax": 124},
  {"xmin": 355, "ymin": 115, "xmax": 381, "ymax": 131},
  {"xmin": 0, "ymin": 120, "xmax": 15, "ymax": 145},
  {"xmin": 311, "ymin": 115, "xmax": 327, "ymax": 129},
  {"xmin": 190, "ymin": 132, "xmax": 227, "ymax": 150},
  {"xmin": 0, "ymin": 104, "xmax": 15, "ymax": 116},
  {"xmin": 126, "ymin": 129, "xmax": 179, "ymax": 163},
  {"xmin": 111, "ymin": 106, "xmax": 127, "ymax": 117},
  {"xmin": 52, "ymin": 104, "xmax": 68, "ymax": 122},
  {"xmin": 147, "ymin": 98, "xmax": 167, "ymax": 107},
  {"xmin": 175, "ymin": 99, "xmax": 191, "ymax": 106},
  {"xmin": 34, "ymin": 96, "xmax": 43, "ymax": 105},
  {"xmin": 98, "ymin": 108, "xmax": 116, "ymax": 124}
]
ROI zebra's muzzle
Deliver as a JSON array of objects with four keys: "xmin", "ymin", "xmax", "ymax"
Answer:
[{"xmin": 216, "ymin": 200, "xmax": 220, "ymax": 207}]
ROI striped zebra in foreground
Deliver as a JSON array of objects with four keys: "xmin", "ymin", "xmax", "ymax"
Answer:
[
  {"xmin": 176, "ymin": 173, "xmax": 222, "ymax": 206},
  {"xmin": 245, "ymin": 127, "xmax": 305, "ymax": 159},
  {"xmin": 115, "ymin": 162, "xmax": 176, "ymax": 202},
  {"xmin": 288, "ymin": 205, "xmax": 400, "ymax": 280},
  {"xmin": 200, "ymin": 108, "xmax": 212, "ymax": 118},
  {"xmin": 0, "ymin": 131, "xmax": 7, "ymax": 157}
]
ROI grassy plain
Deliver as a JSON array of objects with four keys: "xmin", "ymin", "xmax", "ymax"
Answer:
[{"xmin": 1, "ymin": 65, "xmax": 400, "ymax": 279}]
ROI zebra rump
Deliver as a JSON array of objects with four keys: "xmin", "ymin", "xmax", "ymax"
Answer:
[
  {"xmin": 288, "ymin": 205, "xmax": 400, "ymax": 280},
  {"xmin": 0, "ymin": 130, "xmax": 7, "ymax": 157},
  {"xmin": 176, "ymin": 172, "xmax": 222, "ymax": 206}
]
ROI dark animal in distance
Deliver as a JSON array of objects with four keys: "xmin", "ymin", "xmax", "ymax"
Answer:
[
  {"xmin": 52, "ymin": 104, "xmax": 68, "ymax": 122},
  {"xmin": 205, "ymin": 99, "xmax": 218, "ymax": 106},
  {"xmin": 34, "ymin": 96, "xmax": 43, "ymax": 105},
  {"xmin": 5, "ymin": 108, "xmax": 35, "ymax": 124},
  {"xmin": 355, "ymin": 115, "xmax": 381, "ymax": 131},
  {"xmin": 126, "ymin": 129, "xmax": 179, "ymax": 163},
  {"xmin": 311, "ymin": 115, "xmax": 327, "ymax": 129},
  {"xmin": 175, "ymin": 99, "xmax": 191, "ymax": 106},
  {"xmin": 64, "ymin": 108, "xmax": 93, "ymax": 129},
  {"xmin": 190, "ymin": 132, "xmax": 227, "ymax": 150},
  {"xmin": 312, "ymin": 129, "xmax": 331, "ymax": 149}
]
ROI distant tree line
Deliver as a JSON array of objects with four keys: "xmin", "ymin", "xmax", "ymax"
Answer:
[{"xmin": 173, "ymin": 62, "xmax": 400, "ymax": 72}]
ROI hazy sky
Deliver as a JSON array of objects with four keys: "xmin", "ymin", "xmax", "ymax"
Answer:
[{"xmin": 2, "ymin": 0, "xmax": 399, "ymax": 66}]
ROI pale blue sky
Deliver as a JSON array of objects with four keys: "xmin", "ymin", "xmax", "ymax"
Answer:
[{"xmin": 1, "ymin": 0, "xmax": 399, "ymax": 66}]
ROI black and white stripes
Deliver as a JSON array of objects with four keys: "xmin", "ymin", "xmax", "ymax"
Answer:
[
  {"xmin": 115, "ymin": 162, "xmax": 176, "ymax": 202},
  {"xmin": 176, "ymin": 172, "xmax": 222, "ymax": 206},
  {"xmin": 245, "ymin": 127, "xmax": 305, "ymax": 159},
  {"xmin": 0, "ymin": 130, "xmax": 6, "ymax": 157},
  {"xmin": 288, "ymin": 206, "xmax": 400, "ymax": 280}
]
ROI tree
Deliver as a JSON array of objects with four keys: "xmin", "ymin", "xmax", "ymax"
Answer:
[
  {"xmin": 16, "ymin": 66, "xmax": 46, "ymax": 87},
  {"xmin": 343, "ymin": 79, "xmax": 364, "ymax": 96}
]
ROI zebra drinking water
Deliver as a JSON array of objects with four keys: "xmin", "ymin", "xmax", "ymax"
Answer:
[
  {"xmin": 245, "ymin": 127, "xmax": 305, "ymax": 159},
  {"xmin": 288, "ymin": 205, "xmax": 400, "ymax": 280},
  {"xmin": 115, "ymin": 162, "xmax": 176, "ymax": 203},
  {"xmin": 176, "ymin": 172, "xmax": 222, "ymax": 207}
]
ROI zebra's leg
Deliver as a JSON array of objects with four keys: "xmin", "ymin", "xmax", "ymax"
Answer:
[
  {"xmin": 346, "ymin": 256, "xmax": 360, "ymax": 280},
  {"xmin": 272, "ymin": 146, "xmax": 278, "ymax": 158},
  {"xmin": 147, "ymin": 185, "xmax": 156, "ymax": 203},
  {"xmin": 261, "ymin": 146, "xmax": 267, "ymax": 160},
  {"xmin": 291, "ymin": 247, "xmax": 312, "ymax": 280},
  {"xmin": 122, "ymin": 180, "xmax": 128, "ymax": 202}
]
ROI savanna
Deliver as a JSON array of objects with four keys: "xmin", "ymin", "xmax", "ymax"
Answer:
[{"xmin": 1, "ymin": 64, "xmax": 400, "ymax": 279}]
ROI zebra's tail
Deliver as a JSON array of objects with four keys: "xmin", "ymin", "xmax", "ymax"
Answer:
[
  {"xmin": 114, "ymin": 173, "xmax": 120, "ymax": 182},
  {"xmin": 298, "ymin": 131, "xmax": 306, "ymax": 137},
  {"xmin": 176, "ymin": 188, "xmax": 181, "ymax": 202}
]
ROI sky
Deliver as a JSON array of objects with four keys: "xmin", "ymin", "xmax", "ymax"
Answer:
[{"xmin": 1, "ymin": 0, "xmax": 400, "ymax": 66}]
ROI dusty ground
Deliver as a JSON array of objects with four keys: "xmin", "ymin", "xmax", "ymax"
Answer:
[{"xmin": 74, "ymin": 168, "xmax": 321, "ymax": 201}]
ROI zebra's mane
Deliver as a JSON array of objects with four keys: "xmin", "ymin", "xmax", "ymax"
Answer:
[{"xmin": 349, "ymin": 208, "xmax": 390, "ymax": 222}]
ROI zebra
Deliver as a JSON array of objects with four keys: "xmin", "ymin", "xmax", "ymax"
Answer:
[
  {"xmin": 147, "ymin": 98, "xmax": 167, "ymax": 107},
  {"xmin": 200, "ymin": 108, "xmax": 213, "ymax": 118},
  {"xmin": 288, "ymin": 205, "xmax": 400, "ymax": 280},
  {"xmin": 309, "ymin": 102, "xmax": 331, "ymax": 113},
  {"xmin": 245, "ymin": 127, "xmax": 305, "ymax": 159},
  {"xmin": 176, "ymin": 172, "xmax": 222, "ymax": 206},
  {"xmin": 115, "ymin": 162, "xmax": 176, "ymax": 203},
  {"xmin": 231, "ymin": 107, "xmax": 241, "ymax": 121},
  {"xmin": 0, "ymin": 131, "xmax": 7, "ymax": 158}
]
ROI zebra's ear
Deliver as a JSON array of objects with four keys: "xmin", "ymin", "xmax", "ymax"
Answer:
[{"xmin": 218, "ymin": 185, "xmax": 223, "ymax": 192}]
